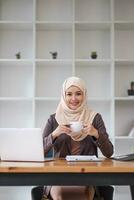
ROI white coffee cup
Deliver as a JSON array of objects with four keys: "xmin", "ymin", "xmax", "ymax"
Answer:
[{"xmin": 70, "ymin": 121, "xmax": 83, "ymax": 133}]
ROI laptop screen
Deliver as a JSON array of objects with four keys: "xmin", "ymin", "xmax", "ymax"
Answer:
[{"xmin": 0, "ymin": 128, "xmax": 44, "ymax": 162}]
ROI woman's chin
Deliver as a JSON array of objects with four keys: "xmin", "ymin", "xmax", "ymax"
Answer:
[{"xmin": 69, "ymin": 105, "xmax": 79, "ymax": 110}]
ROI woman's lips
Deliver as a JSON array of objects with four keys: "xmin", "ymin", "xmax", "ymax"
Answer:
[{"xmin": 70, "ymin": 102, "xmax": 79, "ymax": 106}]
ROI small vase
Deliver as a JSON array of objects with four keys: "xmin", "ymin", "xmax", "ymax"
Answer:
[
  {"xmin": 91, "ymin": 51, "xmax": 97, "ymax": 59},
  {"xmin": 131, "ymin": 81, "xmax": 134, "ymax": 90},
  {"xmin": 128, "ymin": 81, "xmax": 134, "ymax": 96},
  {"xmin": 15, "ymin": 52, "xmax": 21, "ymax": 59}
]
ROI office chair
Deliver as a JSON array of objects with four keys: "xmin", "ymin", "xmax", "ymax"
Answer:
[
  {"xmin": 31, "ymin": 185, "xmax": 114, "ymax": 200},
  {"xmin": 94, "ymin": 186, "xmax": 114, "ymax": 200},
  {"xmin": 31, "ymin": 186, "xmax": 45, "ymax": 200},
  {"xmin": 31, "ymin": 150, "xmax": 114, "ymax": 200},
  {"xmin": 31, "ymin": 150, "xmax": 53, "ymax": 200},
  {"xmin": 130, "ymin": 185, "xmax": 134, "ymax": 200}
]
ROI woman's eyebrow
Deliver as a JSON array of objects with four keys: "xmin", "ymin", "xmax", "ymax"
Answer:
[{"xmin": 76, "ymin": 91, "xmax": 82, "ymax": 93}]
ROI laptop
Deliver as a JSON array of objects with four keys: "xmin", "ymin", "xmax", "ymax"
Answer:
[
  {"xmin": 0, "ymin": 128, "xmax": 53, "ymax": 162},
  {"xmin": 112, "ymin": 153, "xmax": 134, "ymax": 161}
]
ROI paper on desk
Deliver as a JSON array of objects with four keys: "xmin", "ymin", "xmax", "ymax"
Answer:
[{"xmin": 66, "ymin": 155, "xmax": 101, "ymax": 161}]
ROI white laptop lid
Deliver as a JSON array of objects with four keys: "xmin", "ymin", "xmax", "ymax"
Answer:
[{"xmin": 0, "ymin": 128, "xmax": 44, "ymax": 162}]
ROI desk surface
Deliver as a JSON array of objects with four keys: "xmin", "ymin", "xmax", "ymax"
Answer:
[
  {"xmin": 0, "ymin": 158, "xmax": 134, "ymax": 173},
  {"xmin": 0, "ymin": 159, "xmax": 134, "ymax": 186}
]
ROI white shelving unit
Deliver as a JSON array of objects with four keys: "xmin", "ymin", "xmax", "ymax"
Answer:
[{"xmin": 0, "ymin": 0, "xmax": 134, "ymax": 199}]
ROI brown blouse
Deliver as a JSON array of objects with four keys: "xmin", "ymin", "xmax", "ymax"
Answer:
[
  {"xmin": 71, "ymin": 140, "xmax": 81, "ymax": 155},
  {"xmin": 43, "ymin": 113, "xmax": 113, "ymax": 158}
]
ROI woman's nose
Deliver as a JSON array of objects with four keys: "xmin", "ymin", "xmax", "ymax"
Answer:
[{"xmin": 71, "ymin": 95, "xmax": 76, "ymax": 100}]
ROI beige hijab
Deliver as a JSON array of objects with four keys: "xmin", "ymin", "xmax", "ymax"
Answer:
[{"xmin": 55, "ymin": 77, "xmax": 97, "ymax": 141}]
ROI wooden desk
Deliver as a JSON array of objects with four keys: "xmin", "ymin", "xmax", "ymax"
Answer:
[{"xmin": 0, "ymin": 159, "xmax": 134, "ymax": 186}]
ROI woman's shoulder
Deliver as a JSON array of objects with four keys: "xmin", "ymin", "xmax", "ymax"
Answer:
[
  {"xmin": 93, "ymin": 113, "xmax": 104, "ymax": 124},
  {"xmin": 48, "ymin": 113, "xmax": 58, "ymax": 124},
  {"xmin": 48, "ymin": 113, "xmax": 56, "ymax": 121},
  {"xmin": 48, "ymin": 113, "xmax": 58, "ymax": 129},
  {"xmin": 50, "ymin": 113, "xmax": 56, "ymax": 118}
]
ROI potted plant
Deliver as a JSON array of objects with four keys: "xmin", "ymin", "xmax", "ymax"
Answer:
[
  {"xmin": 50, "ymin": 51, "xmax": 58, "ymax": 59},
  {"xmin": 91, "ymin": 51, "xmax": 97, "ymax": 59},
  {"xmin": 15, "ymin": 52, "xmax": 21, "ymax": 59},
  {"xmin": 128, "ymin": 81, "xmax": 134, "ymax": 96}
]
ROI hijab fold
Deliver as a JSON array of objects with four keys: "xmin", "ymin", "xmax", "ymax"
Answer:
[{"xmin": 55, "ymin": 77, "xmax": 97, "ymax": 141}]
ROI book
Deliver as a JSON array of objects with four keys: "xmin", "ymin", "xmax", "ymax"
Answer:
[{"xmin": 66, "ymin": 155, "xmax": 102, "ymax": 162}]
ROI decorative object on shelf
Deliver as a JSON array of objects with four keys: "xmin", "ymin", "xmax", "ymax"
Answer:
[
  {"xmin": 15, "ymin": 52, "xmax": 21, "ymax": 59},
  {"xmin": 131, "ymin": 81, "xmax": 134, "ymax": 90},
  {"xmin": 50, "ymin": 51, "xmax": 58, "ymax": 59},
  {"xmin": 128, "ymin": 81, "xmax": 134, "ymax": 96},
  {"xmin": 128, "ymin": 121, "xmax": 134, "ymax": 137},
  {"xmin": 90, "ymin": 51, "xmax": 97, "ymax": 59}
]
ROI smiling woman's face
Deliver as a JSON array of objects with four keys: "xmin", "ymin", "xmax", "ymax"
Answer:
[{"xmin": 65, "ymin": 86, "xmax": 84, "ymax": 110}]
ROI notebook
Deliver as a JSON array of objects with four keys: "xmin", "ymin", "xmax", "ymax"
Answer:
[
  {"xmin": 66, "ymin": 155, "xmax": 101, "ymax": 162},
  {"xmin": 112, "ymin": 153, "xmax": 134, "ymax": 161},
  {"xmin": 0, "ymin": 128, "xmax": 53, "ymax": 162}
]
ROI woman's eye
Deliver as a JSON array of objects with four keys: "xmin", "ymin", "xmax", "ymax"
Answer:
[
  {"xmin": 66, "ymin": 92, "xmax": 82, "ymax": 96},
  {"xmin": 76, "ymin": 92, "xmax": 82, "ymax": 96},
  {"xmin": 66, "ymin": 93, "xmax": 72, "ymax": 96}
]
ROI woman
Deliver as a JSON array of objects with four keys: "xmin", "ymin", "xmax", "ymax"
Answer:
[{"xmin": 43, "ymin": 77, "xmax": 114, "ymax": 200}]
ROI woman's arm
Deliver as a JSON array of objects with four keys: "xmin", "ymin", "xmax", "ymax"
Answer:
[
  {"xmin": 43, "ymin": 114, "xmax": 71, "ymax": 155},
  {"xmin": 43, "ymin": 115, "xmax": 56, "ymax": 155},
  {"xmin": 92, "ymin": 113, "xmax": 114, "ymax": 158}
]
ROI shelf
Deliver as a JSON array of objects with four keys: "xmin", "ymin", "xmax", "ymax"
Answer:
[
  {"xmin": 35, "ymin": 97, "xmax": 59, "ymax": 101},
  {"xmin": 114, "ymin": 22, "xmax": 134, "ymax": 30},
  {"xmin": 114, "ymin": 0, "xmax": 134, "ymax": 21},
  {"xmin": 35, "ymin": 100, "xmax": 59, "ymax": 128},
  {"xmin": 75, "ymin": 22, "xmax": 111, "ymax": 30},
  {"xmin": 35, "ymin": 63, "xmax": 72, "ymax": 98},
  {"xmin": 36, "ymin": 22, "xmax": 72, "ymax": 30},
  {"xmin": 0, "ymin": 1, "xmax": 134, "ymax": 199},
  {"xmin": 75, "ymin": 59, "xmax": 111, "ymax": 66},
  {"xmin": 115, "ymin": 64, "xmax": 134, "ymax": 97},
  {"xmin": 35, "ymin": 59, "xmax": 72, "ymax": 64},
  {"xmin": 0, "ymin": 0, "xmax": 33, "ymax": 21},
  {"xmin": 114, "ymin": 25, "xmax": 134, "ymax": 59},
  {"xmin": 88, "ymin": 98, "xmax": 111, "ymax": 102},
  {"xmin": 0, "ymin": 21, "xmax": 33, "ymax": 30},
  {"xmin": 0, "ymin": 59, "xmax": 33, "ymax": 63},
  {"xmin": 0, "ymin": 27, "xmax": 33, "ymax": 59},
  {"xmin": 75, "ymin": 27, "xmax": 111, "ymax": 59},
  {"xmin": 75, "ymin": 0, "xmax": 111, "ymax": 22},
  {"xmin": 36, "ymin": 0, "xmax": 73, "ymax": 22},
  {"xmin": 115, "ymin": 59, "xmax": 134, "ymax": 66},
  {"xmin": 0, "ymin": 101, "xmax": 33, "ymax": 128},
  {"xmin": 115, "ymin": 101, "xmax": 134, "ymax": 137},
  {"xmin": 115, "ymin": 97, "xmax": 134, "ymax": 101},
  {"xmin": 75, "ymin": 63, "xmax": 111, "ymax": 99},
  {"xmin": 0, "ymin": 62, "xmax": 33, "ymax": 98},
  {"xmin": 36, "ymin": 28, "xmax": 72, "ymax": 59},
  {"xmin": 0, "ymin": 0, "xmax": 133, "ymax": 142},
  {"xmin": 0, "ymin": 97, "xmax": 33, "ymax": 101},
  {"xmin": 115, "ymin": 136, "xmax": 134, "ymax": 139}
]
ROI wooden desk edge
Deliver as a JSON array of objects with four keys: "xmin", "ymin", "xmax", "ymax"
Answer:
[{"xmin": 0, "ymin": 158, "xmax": 134, "ymax": 173}]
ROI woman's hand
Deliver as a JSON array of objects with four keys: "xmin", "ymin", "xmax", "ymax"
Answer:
[
  {"xmin": 52, "ymin": 125, "xmax": 71, "ymax": 140},
  {"xmin": 83, "ymin": 124, "xmax": 99, "ymax": 139}
]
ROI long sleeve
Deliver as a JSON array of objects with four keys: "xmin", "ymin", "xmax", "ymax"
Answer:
[
  {"xmin": 92, "ymin": 114, "xmax": 114, "ymax": 158},
  {"xmin": 43, "ymin": 114, "xmax": 58, "ymax": 155}
]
